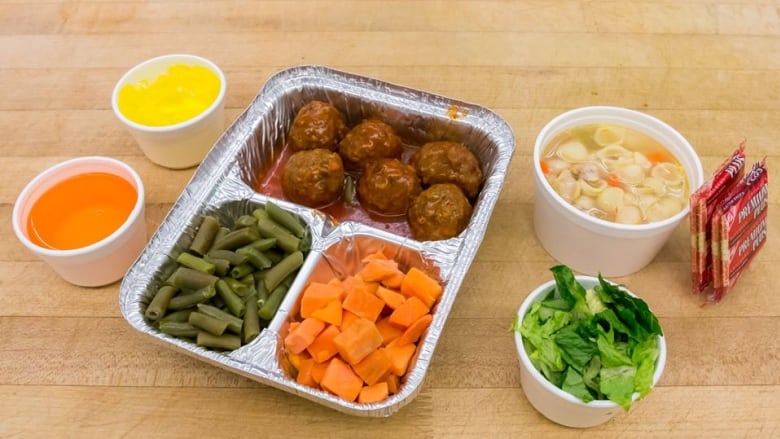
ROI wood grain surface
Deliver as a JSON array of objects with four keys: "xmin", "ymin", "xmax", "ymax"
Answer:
[{"xmin": 1, "ymin": 1, "xmax": 778, "ymax": 437}]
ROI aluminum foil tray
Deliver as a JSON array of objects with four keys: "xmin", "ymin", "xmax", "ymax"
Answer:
[{"xmin": 119, "ymin": 65, "xmax": 515, "ymax": 416}]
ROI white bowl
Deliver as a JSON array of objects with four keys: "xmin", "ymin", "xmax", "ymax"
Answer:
[
  {"xmin": 532, "ymin": 106, "xmax": 704, "ymax": 277},
  {"xmin": 513, "ymin": 276, "xmax": 666, "ymax": 428},
  {"xmin": 111, "ymin": 54, "xmax": 227, "ymax": 169},
  {"xmin": 12, "ymin": 156, "xmax": 147, "ymax": 287}
]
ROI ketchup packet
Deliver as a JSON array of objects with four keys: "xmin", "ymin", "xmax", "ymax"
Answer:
[
  {"xmin": 709, "ymin": 160, "xmax": 768, "ymax": 303},
  {"xmin": 689, "ymin": 144, "xmax": 746, "ymax": 294}
]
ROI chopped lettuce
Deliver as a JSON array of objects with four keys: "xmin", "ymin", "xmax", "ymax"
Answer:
[{"xmin": 514, "ymin": 264, "xmax": 663, "ymax": 411}]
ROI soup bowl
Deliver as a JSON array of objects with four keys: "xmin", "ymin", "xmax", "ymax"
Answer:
[{"xmin": 532, "ymin": 106, "xmax": 704, "ymax": 277}]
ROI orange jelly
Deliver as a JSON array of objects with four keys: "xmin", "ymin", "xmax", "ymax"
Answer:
[{"xmin": 27, "ymin": 172, "xmax": 137, "ymax": 250}]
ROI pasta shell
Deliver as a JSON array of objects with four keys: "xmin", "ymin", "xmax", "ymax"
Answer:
[
  {"xmin": 579, "ymin": 178, "xmax": 607, "ymax": 197},
  {"xmin": 634, "ymin": 151, "xmax": 652, "ymax": 170},
  {"xmin": 593, "ymin": 126, "xmax": 625, "ymax": 147},
  {"xmin": 557, "ymin": 140, "xmax": 589, "ymax": 162},
  {"xmin": 615, "ymin": 205, "xmax": 643, "ymax": 224},
  {"xmin": 616, "ymin": 163, "xmax": 646, "ymax": 185},
  {"xmin": 596, "ymin": 186, "xmax": 625, "ymax": 214},
  {"xmin": 545, "ymin": 158, "xmax": 569, "ymax": 176},
  {"xmin": 636, "ymin": 176, "xmax": 666, "ymax": 196},
  {"xmin": 574, "ymin": 195, "xmax": 596, "ymax": 211},
  {"xmin": 651, "ymin": 163, "xmax": 685, "ymax": 187},
  {"xmin": 646, "ymin": 196, "xmax": 683, "ymax": 222}
]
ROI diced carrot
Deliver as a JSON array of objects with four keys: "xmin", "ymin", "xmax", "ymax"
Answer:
[
  {"xmin": 376, "ymin": 286, "xmax": 405, "ymax": 310},
  {"xmin": 540, "ymin": 159, "xmax": 550, "ymax": 175},
  {"xmin": 284, "ymin": 317, "xmax": 326, "ymax": 354},
  {"xmin": 358, "ymin": 382, "xmax": 389, "ymax": 404},
  {"xmin": 340, "ymin": 309, "xmax": 361, "ymax": 331},
  {"xmin": 306, "ymin": 324, "xmax": 341, "ymax": 363},
  {"xmin": 327, "ymin": 277, "xmax": 343, "ymax": 289},
  {"xmin": 342, "ymin": 287, "xmax": 386, "ymax": 323},
  {"xmin": 384, "ymin": 340, "xmax": 417, "ymax": 376},
  {"xmin": 359, "ymin": 258, "xmax": 402, "ymax": 283},
  {"xmin": 311, "ymin": 361, "xmax": 329, "ymax": 385},
  {"xmin": 300, "ymin": 282, "xmax": 344, "ymax": 318},
  {"xmin": 388, "ymin": 296, "xmax": 429, "ymax": 329},
  {"xmin": 385, "ymin": 373, "xmax": 401, "ymax": 395},
  {"xmin": 361, "ymin": 248, "xmax": 389, "ymax": 263},
  {"xmin": 646, "ymin": 149, "xmax": 672, "ymax": 165},
  {"xmin": 353, "ymin": 348, "xmax": 393, "ymax": 385},
  {"xmin": 295, "ymin": 357, "xmax": 317, "ymax": 387},
  {"xmin": 400, "ymin": 267, "xmax": 442, "ymax": 308},
  {"xmin": 381, "ymin": 271, "xmax": 405, "ymax": 289},
  {"xmin": 320, "ymin": 357, "xmax": 364, "ymax": 402},
  {"xmin": 288, "ymin": 321, "xmax": 300, "ymax": 334},
  {"xmin": 375, "ymin": 317, "xmax": 404, "ymax": 346},
  {"xmin": 310, "ymin": 299, "xmax": 343, "ymax": 326},
  {"xmin": 333, "ymin": 317, "xmax": 384, "ymax": 365},
  {"xmin": 607, "ymin": 174, "xmax": 622, "ymax": 187},
  {"xmin": 396, "ymin": 314, "xmax": 433, "ymax": 347},
  {"xmin": 286, "ymin": 351, "xmax": 307, "ymax": 372}
]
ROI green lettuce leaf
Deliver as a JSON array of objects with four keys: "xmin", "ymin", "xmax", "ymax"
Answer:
[
  {"xmin": 554, "ymin": 325, "xmax": 596, "ymax": 372},
  {"xmin": 631, "ymin": 337, "xmax": 660, "ymax": 397},
  {"xmin": 597, "ymin": 334, "xmax": 633, "ymax": 368},
  {"xmin": 562, "ymin": 367, "xmax": 594, "ymax": 403},
  {"xmin": 600, "ymin": 365, "xmax": 637, "ymax": 411},
  {"xmin": 550, "ymin": 265, "xmax": 590, "ymax": 315}
]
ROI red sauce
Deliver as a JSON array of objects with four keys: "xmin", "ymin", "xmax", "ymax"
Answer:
[{"xmin": 257, "ymin": 144, "xmax": 419, "ymax": 237}]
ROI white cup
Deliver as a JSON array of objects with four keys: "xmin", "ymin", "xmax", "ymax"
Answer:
[
  {"xmin": 111, "ymin": 54, "xmax": 227, "ymax": 169},
  {"xmin": 514, "ymin": 276, "xmax": 667, "ymax": 428},
  {"xmin": 533, "ymin": 106, "xmax": 704, "ymax": 277},
  {"xmin": 12, "ymin": 157, "xmax": 147, "ymax": 287}
]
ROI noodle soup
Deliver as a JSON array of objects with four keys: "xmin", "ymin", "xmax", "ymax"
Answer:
[{"xmin": 540, "ymin": 123, "xmax": 688, "ymax": 225}]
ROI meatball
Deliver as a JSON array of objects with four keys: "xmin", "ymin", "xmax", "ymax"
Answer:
[
  {"xmin": 411, "ymin": 141, "xmax": 483, "ymax": 199},
  {"xmin": 288, "ymin": 100, "xmax": 348, "ymax": 151},
  {"xmin": 357, "ymin": 158, "xmax": 422, "ymax": 216},
  {"xmin": 338, "ymin": 119, "xmax": 403, "ymax": 169},
  {"xmin": 282, "ymin": 149, "xmax": 345, "ymax": 208},
  {"xmin": 408, "ymin": 183, "xmax": 473, "ymax": 241}
]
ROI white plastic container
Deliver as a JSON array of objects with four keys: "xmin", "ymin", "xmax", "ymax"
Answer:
[
  {"xmin": 12, "ymin": 156, "xmax": 147, "ymax": 287},
  {"xmin": 111, "ymin": 54, "xmax": 227, "ymax": 169},
  {"xmin": 514, "ymin": 276, "xmax": 667, "ymax": 428},
  {"xmin": 533, "ymin": 106, "xmax": 704, "ymax": 277}
]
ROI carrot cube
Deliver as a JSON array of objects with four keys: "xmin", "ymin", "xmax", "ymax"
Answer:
[{"xmin": 321, "ymin": 357, "xmax": 364, "ymax": 402}]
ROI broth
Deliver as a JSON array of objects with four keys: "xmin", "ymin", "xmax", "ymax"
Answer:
[{"xmin": 541, "ymin": 123, "xmax": 688, "ymax": 224}]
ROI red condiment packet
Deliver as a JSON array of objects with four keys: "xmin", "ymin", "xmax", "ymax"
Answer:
[
  {"xmin": 689, "ymin": 143, "xmax": 746, "ymax": 294},
  {"xmin": 709, "ymin": 159, "xmax": 768, "ymax": 303}
]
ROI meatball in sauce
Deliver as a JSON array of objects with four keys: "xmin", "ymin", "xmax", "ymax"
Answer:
[
  {"xmin": 408, "ymin": 183, "xmax": 473, "ymax": 241},
  {"xmin": 357, "ymin": 158, "xmax": 422, "ymax": 217},
  {"xmin": 282, "ymin": 149, "xmax": 345, "ymax": 208},
  {"xmin": 412, "ymin": 141, "xmax": 483, "ymax": 199},
  {"xmin": 288, "ymin": 100, "xmax": 348, "ymax": 152},
  {"xmin": 339, "ymin": 119, "xmax": 403, "ymax": 170}
]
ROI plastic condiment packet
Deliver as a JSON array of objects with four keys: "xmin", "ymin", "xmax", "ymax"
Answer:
[
  {"xmin": 689, "ymin": 143, "xmax": 746, "ymax": 294},
  {"xmin": 710, "ymin": 159, "xmax": 768, "ymax": 303}
]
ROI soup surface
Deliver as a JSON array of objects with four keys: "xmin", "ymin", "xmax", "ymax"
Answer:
[
  {"xmin": 27, "ymin": 172, "xmax": 137, "ymax": 250},
  {"xmin": 540, "ymin": 123, "xmax": 688, "ymax": 224}
]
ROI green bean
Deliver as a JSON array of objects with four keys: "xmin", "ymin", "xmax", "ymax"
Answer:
[
  {"xmin": 255, "ymin": 276, "xmax": 270, "ymax": 309},
  {"xmin": 223, "ymin": 277, "xmax": 251, "ymax": 297},
  {"xmin": 259, "ymin": 283, "xmax": 290, "ymax": 321},
  {"xmin": 241, "ymin": 237, "xmax": 277, "ymax": 252},
  {"xmin": 243, "ymin": 294, "xmax": 261, "ymax": 344},
  {"xmin": 263, "ymin": 251, "xmax": 304, "ymax": 292},
  {"xmin": 252, "ymin": 209, "xmax": 300, "ymax": 253},
  {"xmin": 176, "ymin": 252, "xmax": 216, "ymax": 274},
  {"xmin": 206, "ymin": 249, "xmax": 247, "ymax": 266},
  {"xmin": 189, "ymin": 215, "xmax": 220, "ymax": 256},
  {"xmin": 235, "ymin": 214, "xmax": 257, "ymax": 229},
  {"xmin": 264, "ymin": 249, "xmax": 283, "ymax": 265},
  {"xmin": 196, "ymin": 332, "xmax": 241, "ymax": 350},
  {"xmin": 265, "ymin": 202, "xmax": 305, "ymax": 238},
  {"xmin": 210, "ymin": 227, "xmax": 260, "ymax": 251},
  {"xmin": 168, "ymin": 285, "xmax": 216, "ymax": 310},
  {"xmin": 158, "ymin": 309, "xmax": 194, "ymax": 324},
  {"xmin": 236, "ymin": 246, "xmax": 272, "ymax": 270},
  {"xmin": 159, "ymin": 322, "xmax": 199, "ymax": 338},
  {"xmin": 188, "ymin": 311, "xmax": 228, "ymax": 336},
  {"xmin": 229, "ymin": 263, "xmax": 254, "ymax": 279},
  {"xmin": 166, "ymin": 267, "xmax": 218, "ymax": 290},
  {"xmin": 145, "ymin": 285, "xmax": 179, "ymax": 322},
  {"xmin": 216, "ymin": 279, "xmax": 246, "ymax": 317},
  {"xmin": 196, "ymin": 304, "xmax": 243, "ymax": 334},
  {"xmin": 208, "ymin": 226, "xmax": 231, "ymax": 253},
  {"xmin": 238, "ymin": 273, "xmax": 255, "ymax": 286},
  {"xmin": 203, "ymin": 256, "xmax": 230, "ymax": 277}
]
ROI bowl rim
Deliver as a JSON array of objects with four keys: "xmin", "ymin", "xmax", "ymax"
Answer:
[
  {"xmin": 111, "ymin": 53, "xmax": 227, "ymax": 133},
  {"xmin": 532, "ymin": 105, "xmax": 704, "ymax": 233},
  {"xmin": 513, "ymin": 275, "xmax": 667, "ymax": 409},
  {"xmin": 11, "ymin": 156, "xmax": 146, "ymax": 258}
]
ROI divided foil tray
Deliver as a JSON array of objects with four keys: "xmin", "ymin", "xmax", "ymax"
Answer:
[{"xmin": 119, "ymin": 65, "xmax": 516, "ymax": 416}]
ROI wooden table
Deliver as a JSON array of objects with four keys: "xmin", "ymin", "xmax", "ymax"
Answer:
[{"xmin": 2, "ymin": 1, "xmax": 778, "ymax": 437}]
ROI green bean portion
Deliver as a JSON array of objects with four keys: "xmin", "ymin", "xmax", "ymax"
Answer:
[{"xmin": 148, "ymin": 204, "xmax": 308, "ymax": 352}]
